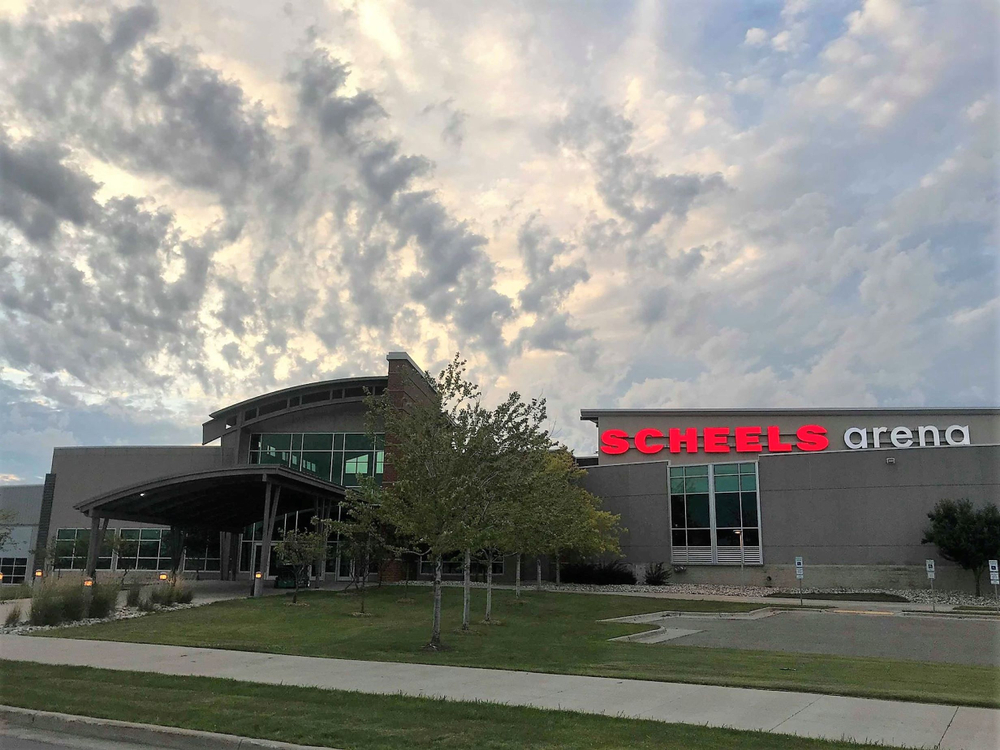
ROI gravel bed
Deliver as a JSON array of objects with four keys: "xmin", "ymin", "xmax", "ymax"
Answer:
[{"xmin": 1, "ymin": 602, "xmax": 200, "ymax": 636}]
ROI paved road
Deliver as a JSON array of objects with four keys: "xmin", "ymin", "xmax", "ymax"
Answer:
[
  {"xmin": 0, "ymin": 726, "xmax": 162, "ymax": 749},
  {"xmin": 651, "ymin": 609, "xmax": 1000, "ymax": 666},
  {"xmin": 2, "ymin": 635, "xmax": 998, "ymax": 749}
]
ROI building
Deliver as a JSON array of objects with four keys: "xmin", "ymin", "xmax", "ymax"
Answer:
[
  {"xmin": 0, "ymin": 483, "xmax": 43, "ymax": 584},
  {"xmin": 2, "ymin": 353, "xmax": 997, "ymax": 594},
  {"xmin": 579, "ymin": 408, "xmax": 1000, "ymax": 590},
  {"xmin": 4, "ymin": 352, "xmax": 432, "ymax": 594}
]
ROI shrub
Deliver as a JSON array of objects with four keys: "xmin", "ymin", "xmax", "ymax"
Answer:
[
  {"xmin": 643, "ymin": 562, "xmax": 671, "ymax": 586},
  {"xmin": 125, "ymin": 585, "xmax": 141, "ymax": 608},
  {"xmin": 137, "ymin": 596, "xmax": 155, "ymax": 612},
  {"xmin": 60, "ymin": 584, "xmax": 86, "ymax": 622},
  {"xmin": 88, "ymin": 583, "xmax": 119, "ymax": 619},
  {"xmin": 562, "ymin": 560, "xmax": 637, "ymax": 586},
  {"xmin": 149, "ymin": 581, "xmax": 193, "ymax": 606},
  {"xmin": 5, "ymin": 605, "xmax": 22, "ymax": 627},
  {"xmin": 29, "ymin": 585, "xmax": 65, "ymax": 626}
]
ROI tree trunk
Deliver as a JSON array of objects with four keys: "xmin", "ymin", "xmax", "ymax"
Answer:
[
  {"xmin": 555, "ymin": 552, "xmax": 561, "ymax": 585},
  {"xmin": 515, "ymin": 555, "xmax": 521, "ymax": 599},
  {"xmin": 536, "ymin": 556, "xmax": 542, "ymax": 591},
  {"xmin": 462, "ymin": 549, "xmax": 471, "ymax": 630},
  {"xmin": 429, "ymin": 557, "xmax": 443, "ymax": 649},
  {"xmin": 360, "ymin": 574, "xmax": 367, "ymax": 613},
  {"xmin": 974, "ymin": 567, "xmax": 983, "ymax": 598},
  {"xmin": 292, "ymin": 574, "xmax": 299, "ymax": 604},
  {"xmin": 484, "ymin": 556, "xmax": 493, "ymax": 622}
]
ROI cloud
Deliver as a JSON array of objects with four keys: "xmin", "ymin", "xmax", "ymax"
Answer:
[{"xmin": 0, "ymin": 0, "xmax": 995, "ymax": 478}]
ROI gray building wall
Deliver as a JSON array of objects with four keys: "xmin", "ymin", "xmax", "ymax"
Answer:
[
  {"xmin": 579, "ymin": 461, "xmax": 669, "ymax": 565},
  {"xmin": 0, "ymin": 484, "xmax": 43, "ymax": 576},
  {"xmin": 44, "ymin": 446, "xmax": 224, "ymax": 545}
]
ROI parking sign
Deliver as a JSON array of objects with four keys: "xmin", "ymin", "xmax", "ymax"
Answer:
[
  {"xmin": 925, "ymin": 559, "xmax": 935, "ymax": 580},
  {"xmin": 990, "ymin": 560, "xmax": 999, "ymax": 586}
]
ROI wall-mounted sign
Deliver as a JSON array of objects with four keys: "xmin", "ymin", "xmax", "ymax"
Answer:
[{"xmin": 599, "ymin": 424, "xmax": 971, "ymax": 455}]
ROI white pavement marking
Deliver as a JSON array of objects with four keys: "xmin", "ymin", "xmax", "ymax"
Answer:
[{"xmin": 2, "ymin": 635, "xmax": 997, "ymax": 750}]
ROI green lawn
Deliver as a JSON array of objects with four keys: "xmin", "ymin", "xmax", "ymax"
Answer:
[
  {"xmin": 42, "ymin": 587, "xmax": 1000, "ymax": 707},
  {"xmin": 0, "ymin": 661, "xmax": 907, "ymax": 750}
]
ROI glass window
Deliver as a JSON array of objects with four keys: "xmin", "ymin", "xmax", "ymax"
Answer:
[
  {"xmin": 713, "ymin": 463, "xmax": 738, "ymax": 475},
  {"xmin": 686, "ymin": 494, "xmax": 710, "ymax": 527},
  {"xmin": 741, "ymin": 529, "xmax": 760, "ymax": 545},
  {"xmin": 140, "ymin": 529, "xmax": 161, "ymax": 540},
  {"xmin": 741, "ymin": 493, "xmax": 759, "ymax": 526},
  {"xmin": 685, "ymin": 465, "xmax": 709, "ymax": 476},
  {"xmin": 684, "ymin": 476, "xmax": 709, "ymax": 493},
  {"xmin": 669, "ymin": 477, "xmax": 685, "ymax": 494},
  {"xmin": 260, "ymin": 434, "xmax": 292, "ymax": 452},
  {"xmin": 740, "ymin": 473, "xmax": 757, "ymax": 491},
  {"xmin": 715, "ymin": 492, "xmax": 741, "ymax": 527},
  {"xmin": 670, "ymin": 497, "xmax": 685, "ymax": 528},
  {"xmin": 714, "ymin": 474, "xmax": 739, "ymax": 492},
  {"xmin": 303, "ymin": 433, "xmax": 333, "ymax": 451},
  {"xmin": 259, "ymin": 450, "xmax": 290, "ymax": 466},
  {"xmin": 331, "ymin": 453, "xmax": 343, "ymax": 485},
  {"xmin": 739, "ymin": 462, "xmax": 756, "ymax": 473},
  {"xmin": 333, "ymin": 433, "xmax": 344, "ymax": 450},
  {"xmin": 300, "ymin": 451, "xmax": 333, "ymax": 481},
  {"xmin": 291, "ymin": 434, "xmax": 302, "ymax": 451},
  {"xmin": 345, "ymin": 434, "xmax": 374, "ymax": 451},
  {"xmin": 716, "ymin": 529, "xmax": 742, "ymax": 547},
  {"xmin": 669, "ymin": 466, "xmax": 685, "ymax": 478},
  {"xmin": 375, "ymin": 451, "xmax": 384, "ymax": 475},
  {"xmin": 687, "ymin": 529, "xmax": 711, "ymax": 546},
  {"xmin": 671, "ymin": 530, "xmax": 686, "ymax": 547},
  {"xmin": 250, "ymin": 434, "xmax": 262, "ymax": 451}
]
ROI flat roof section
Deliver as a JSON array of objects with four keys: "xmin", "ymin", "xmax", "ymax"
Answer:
[
  {"xmin": 580, "ymin": 407, "xmax": 1000, "ymax": 424},
  {"xmin": 73, "ymin": 466, "xmax": 345, "ymax": 531}
]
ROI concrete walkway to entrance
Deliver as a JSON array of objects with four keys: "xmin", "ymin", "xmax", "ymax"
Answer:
[{"xmin": 2, "ymin": 635, "xmax": 997, "ymax": 750}]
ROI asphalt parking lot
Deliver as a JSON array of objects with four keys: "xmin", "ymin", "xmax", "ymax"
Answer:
[{"xmin": 661, "ymin": 610, "xmax": 1000, "ymax": 666}]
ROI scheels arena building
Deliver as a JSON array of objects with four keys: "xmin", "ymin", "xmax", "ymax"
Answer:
[{"xmin": 1, "ymin": 351, "xmax": 998, "ymax": 592}]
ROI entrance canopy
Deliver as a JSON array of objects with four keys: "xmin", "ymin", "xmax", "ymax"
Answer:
[{"xmin": 73, "ymin": 466, "xmax": 346, "ymax": 532}]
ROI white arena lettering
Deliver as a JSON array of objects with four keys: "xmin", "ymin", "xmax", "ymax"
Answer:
[{"xmin": 843, "ymin": 425, "xmax": 970, "ymax": 450}]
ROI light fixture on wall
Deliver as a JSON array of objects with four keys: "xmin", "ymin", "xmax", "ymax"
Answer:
[
  {"xmin": 83, "ymin": 577, "xmax": 94, "ymax": 587},
  {"xmin": 158, "ymin": 572, "xmax": 169, "ymax": 581}
]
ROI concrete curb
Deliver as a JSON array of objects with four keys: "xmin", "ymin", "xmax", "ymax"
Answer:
[{"xmin": 0, "ymin": 705, "xmax": 338, "ymax": 750}]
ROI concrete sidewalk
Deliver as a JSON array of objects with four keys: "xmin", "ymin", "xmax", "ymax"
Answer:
[{"xmin": 1, "ymin": 635, "xmax": 997, "ymax": 750}]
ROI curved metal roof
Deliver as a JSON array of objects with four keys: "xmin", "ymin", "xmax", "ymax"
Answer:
[{"xmin": 208, "ymin": 376, "xmax": 388, "ymax": 419}]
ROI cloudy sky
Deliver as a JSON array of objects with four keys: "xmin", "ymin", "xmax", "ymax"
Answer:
[{"xmin": 1, "ymin": 0, "xmax": 997, "ymax": 483}]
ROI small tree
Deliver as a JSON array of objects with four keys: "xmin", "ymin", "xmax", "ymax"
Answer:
[
  {"xmin": 334, "ymin": 477, "xmax": 391, "ymax": 614},
  {"xmin": 275, "ymin": 516, "xmax": 334, "ymax": 604},
  {"xmin": 371, "ymin": 355, "xmax": 483, "ymax": 649},
  {"xmin": 923, "ymin": 499, "xmax": 1000, "ymax": 597}
]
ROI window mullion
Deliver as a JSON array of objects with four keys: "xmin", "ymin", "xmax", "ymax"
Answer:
[{"xmin": 707, "ymin": 464, "xmax": 718, "ymax": 564}]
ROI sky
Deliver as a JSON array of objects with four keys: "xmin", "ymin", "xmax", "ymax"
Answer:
[{"xmin": 0, "ymin": 0, "xmax": 997, "ymax": 484}]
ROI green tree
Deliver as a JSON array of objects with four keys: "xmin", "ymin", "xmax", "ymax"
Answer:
[
  {"xmin": 922, "ymin": 499, "xmax": 1000, "ymax": 597},
  {"xmin": 334, "ymin": 477, "xmax": 392, "ymax": 614},
  {"xmin": 275, "ymin": 516, "xmax": 334, "ymax": 604},
  {"xmin": 368, "ymin": 355, "xmax": 479, "ymax": 648},
  {"xmin": 531, "ymin": 449, "xmax": 622, "ymax": 585}
]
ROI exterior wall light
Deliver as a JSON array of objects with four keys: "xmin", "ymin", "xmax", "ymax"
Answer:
[
  {"xmin": 83, "ymin": 577, "xmax": 94, "ymax": 587},
  {"xmin": 0, "ymin": 572, "xmax": 4, "ymax": 583},
  {"xmin": 254, "ymin": 571, "xmax": 263, "ymax": 580},
  {"xmin": 34, "ymin": 569, "xmax": 43, "ymax": 578},
  {"xmin": 158, "ymin": 573, "xmax": 169, "ymax": 581}
]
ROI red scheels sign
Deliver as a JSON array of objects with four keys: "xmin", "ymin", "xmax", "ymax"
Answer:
[{"xmin": 600, "ymin": 425, "xmax": 829, "ymax": 455}]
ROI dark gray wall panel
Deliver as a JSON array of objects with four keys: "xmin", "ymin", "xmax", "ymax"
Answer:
[{"xmin": 581, "ymin": 461, "xmax": 669, "ymax": 564}]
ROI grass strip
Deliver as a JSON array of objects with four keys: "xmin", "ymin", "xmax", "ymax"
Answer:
[
  {"xmin": 42, "ymin": 587, "xmax": 1000, "ymax": 708},
  {"xmin": 0, "ymin": 660, "xmax": 906, "ymax": 750}
]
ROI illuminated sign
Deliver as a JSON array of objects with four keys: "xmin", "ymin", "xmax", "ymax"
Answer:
[
  {"xmin": 599, "ymin": 425, "xmax": 828, "ymax": 455},
  {"xmin": 600, "ymin": 424, "xmax": 971, "ymax": 455}
]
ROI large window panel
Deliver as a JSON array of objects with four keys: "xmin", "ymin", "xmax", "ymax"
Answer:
[
  {"xmin": 714, "ymin": 492, "xmax": 741, "ymax": 527},
  {"xmin": 685, "ymin": 494, "xmax": 710, "ymax": 528}
]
